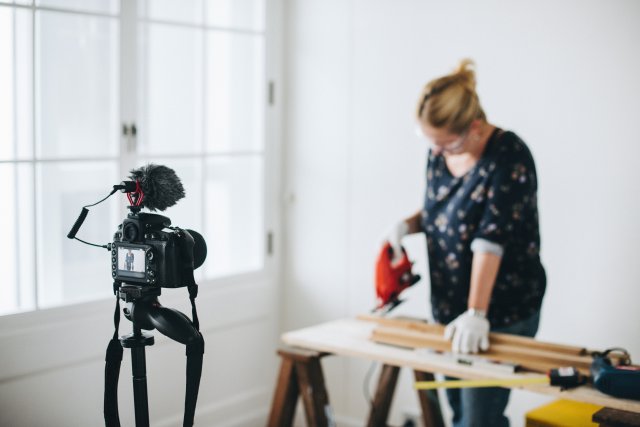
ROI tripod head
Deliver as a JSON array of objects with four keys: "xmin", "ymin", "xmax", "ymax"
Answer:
[{"xmin": 119, "ymin": 284, "xmax": 200, "ymax": 345}]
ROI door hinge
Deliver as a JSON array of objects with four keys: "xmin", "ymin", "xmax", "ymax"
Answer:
[
  {"xmin": 267, "ymin": 231, "xmax": 274, "ymax": 255},
  {"xmin": 268, "ymin": 81, "xmax": 275, "ymax": 106},
  {"xmin": 122, "ymin": 122, "xmax": 137, "ymax": 152}
]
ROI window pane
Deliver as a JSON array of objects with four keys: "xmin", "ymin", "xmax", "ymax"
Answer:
[
  {"xmin": 204, "ymin": 156, "xmax": 263, "ymax": 278},
  {"xmin": 0, "ymin": 164, "xmax": 36, "ymax": 315},
  {"xmin": 206, "ymin": 32, "xmax": 264, "ymax": 152},
  {"xmin": 138, "ymin": 23, "xmax": 203, "ymax": 155},
  {"xmin": 135, "ymin": 158, "xmax": 205, "ymax": 283},
  {"xmin": 141, "ymin": 0, "xmax": 202, "ymax": 25},
  {"xmin": 36, "ymin": 0, "xmax": 118, "ymax": 15},
  {"xmin": 36, "ymin": 11, "xmax": 118, "ymax": 159},
  {"xmin": 205, "ymin": 0, "xmax": 265, "ymax": 31},
  {"xmin": 0, "ymin": 7, "xmax": 33, "ymax": 161},
  {"xmin": 37, "ymin": 161, "xmax": 119, "ymax": 308}
]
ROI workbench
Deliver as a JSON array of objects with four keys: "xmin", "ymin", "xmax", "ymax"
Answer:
[{"xmin": 266, "ymin": 318, "xmax": 640, "ymax": 426}]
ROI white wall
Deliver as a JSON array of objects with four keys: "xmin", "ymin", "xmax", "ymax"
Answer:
[{"xmin": 282, "ymin": 0, "xmax": 640, "ymax": 425}]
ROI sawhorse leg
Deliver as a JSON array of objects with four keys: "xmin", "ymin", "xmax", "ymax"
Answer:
[
  {"xmin": 267, "ymin": 348, "xmax": 334, "ymax": 427},
  {"xmin": 414, "ymin": 370, "xmax": 445, "ymax": 427},
  {"xmin": 366, "ymin": 364, "xmax": 445, "ymax": 427},
  {"xmin": 366, "ymin": 364, "xmax": 400, "ymax": 427}
]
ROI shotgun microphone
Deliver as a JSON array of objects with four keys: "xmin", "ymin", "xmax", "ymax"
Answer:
[{"xmin": 119, "ymin": 163, "xmax": 186, "ymax": 212}]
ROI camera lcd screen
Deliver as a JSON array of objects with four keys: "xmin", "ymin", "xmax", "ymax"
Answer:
[{"xmin": 117, "ymin": 247, "xmax": 146, "ymax": 279}]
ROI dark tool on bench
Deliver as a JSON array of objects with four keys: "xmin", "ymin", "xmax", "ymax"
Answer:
[{"xmin": 591, "ymin": 348, "xmax": 640, "ymax": 400}]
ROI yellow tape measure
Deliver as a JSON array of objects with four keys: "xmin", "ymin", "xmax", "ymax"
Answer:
[
  {"xmin": 415, "ymin": 367, "xmax": 585, "ymax": 390},
  {"xmin": 415, "ymin": 377, "xmax": 550, "ymax": 390}
]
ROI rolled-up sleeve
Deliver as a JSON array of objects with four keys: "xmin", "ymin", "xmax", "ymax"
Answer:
[{"xmin": 470, "ymin": 237, "xmax": 504, "ymax": 256}]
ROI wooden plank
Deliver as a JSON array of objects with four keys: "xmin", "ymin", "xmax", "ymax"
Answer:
[
  {"xmin": 371, "ymin": 326, "xmax": 573, "ymax": 375},
  {"xmin": 371, "ymin": 325, "xmax": 594, "ymax": 367},
  {"xmin": 490, "ymin": 343, "xmax": 592, "ymax": 368},
  {"xmin": 366, "ymin": 364, "xmax": 400, "ymax": 427},
  {"xmin": 358, "ymin": 314, "xmax": 588, "ymax": 356},
  {"xmin": 593, "ymin": 407, "xmax": 640, "ymax": 426},
  {"xmin": 372, "ymin": 326, "xmax": 594, "ymax": 376},
  {"xmin": 371, "ymin": 325, "xmax": 595, "ymax": 373}
]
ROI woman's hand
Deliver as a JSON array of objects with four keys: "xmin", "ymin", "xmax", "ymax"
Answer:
[
  {"xmin": 384, "ymin": 221, "xmax": 410, "ymax": 262},
  {"xmin": 444, "ymin": 309, "xmax": 490, "ymax": 354}
]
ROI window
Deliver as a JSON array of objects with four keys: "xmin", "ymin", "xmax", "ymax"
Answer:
[{"xmin": 0, "ymin": 0, "xmax": 268, "ymax": 316}]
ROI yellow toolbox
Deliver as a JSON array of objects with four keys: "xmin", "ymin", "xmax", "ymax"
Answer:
[{"xmin": 526, "ymin": 399, "xmax": 603, "ymax": 427}]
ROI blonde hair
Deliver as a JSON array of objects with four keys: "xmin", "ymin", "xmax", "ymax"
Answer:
[{"xmin": 416, "ymin": 59, "xmax": 486, "ymax": 134}]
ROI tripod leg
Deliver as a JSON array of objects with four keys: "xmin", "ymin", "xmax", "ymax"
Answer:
[{"xmin": 131, "ymin": 344, "xmax": 150, "ymax": 427}]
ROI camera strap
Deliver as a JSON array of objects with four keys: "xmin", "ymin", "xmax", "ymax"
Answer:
[
  {"xmin": 184, "ymin": 284, "xmax": 205, "ymax": 427},
  {"xmin": 103, "ymin": 286, "xmax": 205, "ymax": 427},
  {"xmin": 104, "ymin": 294, "xmax": 123, "ymax": 427}
]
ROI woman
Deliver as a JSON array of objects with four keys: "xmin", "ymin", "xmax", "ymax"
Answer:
[{"xmin": 385, "ymin": 59, "xmax": 546, "ymax": 426}]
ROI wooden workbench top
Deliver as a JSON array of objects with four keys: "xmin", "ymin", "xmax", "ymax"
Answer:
[{"xmin": 281, "ymin": 318, "xmax": 640, "ymax": 413}]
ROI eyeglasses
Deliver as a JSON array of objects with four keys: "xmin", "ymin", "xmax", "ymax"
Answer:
[{"xmin": 415, "ymin": 125, "xmax": 469, "ymax": 154}]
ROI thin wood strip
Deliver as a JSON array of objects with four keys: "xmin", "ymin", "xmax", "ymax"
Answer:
[
  {"xmin": 490, "ymin": 342, "xmax": 593, "ymax": 368},
  {"xmin": 372, "ymin": 326, "xmax": 594, "ymax": 367},
  {"xmin": 362, "ymin": 315, "xmax": 628, "ymax": 367},
  {"xmin": 358, "ymin": 314, "xmax": 588, "ymax": 356},
  {"xmin": 372, "ymin": 326, "xmax": 594, "ymax": 368},
  {"xmin": 371, "ymin": 327, "xmax": 564, "ymax": 375},
  {"xmin": 371, "ymin": 326, "xmax": 593, "ymax": 376}
]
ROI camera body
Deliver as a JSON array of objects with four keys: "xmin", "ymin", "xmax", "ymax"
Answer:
[{"xmin": 111, "ymin": 212, "xmax": 195, "ymax": 288}]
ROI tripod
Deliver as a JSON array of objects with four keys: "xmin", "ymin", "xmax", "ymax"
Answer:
[{"xmin": 106, "ymin": 284, "xmax": 203, "ymax": 427}]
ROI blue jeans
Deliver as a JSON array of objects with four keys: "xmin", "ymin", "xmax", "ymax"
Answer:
[{"xmin": 445, "ymin": 312, "xmax": 541, "ymax": 427}]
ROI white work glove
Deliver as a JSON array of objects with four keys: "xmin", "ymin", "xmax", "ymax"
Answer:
[
  {"xmin": 384, "ymin": 221, "xmax": 410, "ymax": 262},
  {"xmin": 444, "ymin": 309, "xmax": 490, "ymax": 354}
]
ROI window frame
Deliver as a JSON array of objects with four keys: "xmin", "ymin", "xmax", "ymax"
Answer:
[{"xmin": 0, "ymin": 0, "xmax": 280, "ymax": 319}]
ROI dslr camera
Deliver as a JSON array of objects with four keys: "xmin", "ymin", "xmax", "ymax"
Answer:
[
  {"xmin": 111, "ymin": 212, "xmax": 205, "ymax": 288},
  {"xmin": 67, "ymin": 164, "xmax": 206, "ymax": 289}
]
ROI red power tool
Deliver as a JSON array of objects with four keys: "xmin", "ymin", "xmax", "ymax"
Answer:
[{"xmin": 374, "ymin": 242, "xmax": 421, "ymax": 313}]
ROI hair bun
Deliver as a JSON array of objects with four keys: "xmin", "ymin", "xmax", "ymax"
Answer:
[{"xmin": 453, "ymin": 58, "xmax": 477, "ymax": 92}]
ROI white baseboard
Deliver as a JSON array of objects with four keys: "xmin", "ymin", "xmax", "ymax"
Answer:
[
  {"xmin": 333, "ymin": 414, "xmax": 363, "ymax": 427},
  {"xmin": 218, "ymin": 408, "xmax": 270, "ymax": 427},
  {"xmin": 155, "ymin": 387, "xmax": 271, "ymax": 427}
]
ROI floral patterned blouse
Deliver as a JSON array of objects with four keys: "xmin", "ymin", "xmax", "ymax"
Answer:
[{"xmin": 421, "ymin": 128, "xmax": 546, "ymax": 329}]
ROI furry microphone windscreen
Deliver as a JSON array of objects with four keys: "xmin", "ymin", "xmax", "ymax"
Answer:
[{"xmin": 129, "ymin": 164, "xmax": 186, "ymax": 211}]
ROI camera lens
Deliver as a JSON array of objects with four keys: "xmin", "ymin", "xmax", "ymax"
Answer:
[{"xmin": 122, "ymin": 222, "xmax": 139, "ymax": 242}]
